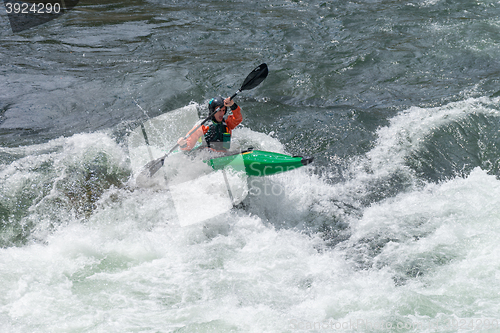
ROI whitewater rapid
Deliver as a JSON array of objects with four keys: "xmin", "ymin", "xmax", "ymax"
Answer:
[{"xmin": 1, "ymin": 98, "xmax": 500, "ymax": 332}]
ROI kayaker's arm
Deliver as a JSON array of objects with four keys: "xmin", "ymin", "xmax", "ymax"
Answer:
[
  {"xmin": 178, "ymin": 125, "xmax": 208, "ymax": 150},
  {"xmin": 225, "ymin": 103, "xmax": 242, "ymax": 130}
]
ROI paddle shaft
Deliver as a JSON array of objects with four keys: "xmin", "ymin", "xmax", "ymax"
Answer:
[{"xmin": 230, "ymin": 90, "xmax": 241, "ymax": 101}]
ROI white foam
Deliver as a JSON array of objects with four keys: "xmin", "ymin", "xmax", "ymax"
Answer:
[{"xmin": 2, "ymin": 99, "xmax": 500, "ymax": 331}]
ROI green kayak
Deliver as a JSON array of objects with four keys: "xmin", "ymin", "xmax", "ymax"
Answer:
[{"xmin": 207, "ymin": 148, "xmax": 314, "ymax": 177}]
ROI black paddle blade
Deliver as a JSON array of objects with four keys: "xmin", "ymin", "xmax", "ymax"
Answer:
[
  {"xmin": 240, "ymin": 63, "xmax": 268, "ymax": 91},
  {"xmin": 141, "ymin": 157, "xmax": 165, "ymax": 178}
]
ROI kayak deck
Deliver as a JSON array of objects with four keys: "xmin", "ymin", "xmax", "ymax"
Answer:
[{"xmin": 207, "ymin": 148, "xmax": 314, "ymax": 177}]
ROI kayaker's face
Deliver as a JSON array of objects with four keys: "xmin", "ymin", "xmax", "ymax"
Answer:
[{"xmin": 214, "ymin": 107, "xmax": 226, "ymax": 122}]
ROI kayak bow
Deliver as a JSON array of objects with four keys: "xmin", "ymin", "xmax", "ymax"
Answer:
[{"xmin": 207, "ymin": 149, "xmax": 314, "ymax": 177}]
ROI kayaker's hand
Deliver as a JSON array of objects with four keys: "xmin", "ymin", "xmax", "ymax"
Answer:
[
  {"xmin": 224, "ymin": 97, "xmax": 234, "ymax": 108},
  {"xmin": 177, "ymin": 137, "xmax": 187, "ymax": 148}
]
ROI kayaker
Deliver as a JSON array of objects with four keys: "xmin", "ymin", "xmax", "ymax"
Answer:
[{"xmin": 177, "ymin": 96, "xmax": 242, "ymax": 151}]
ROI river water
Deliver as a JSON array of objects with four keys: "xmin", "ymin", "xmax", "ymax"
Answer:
[{"xmin": 2, "ymin": 0, "xmax": 500, "ymax": 332}]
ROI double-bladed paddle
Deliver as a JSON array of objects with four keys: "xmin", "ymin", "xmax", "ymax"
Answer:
[{"xmin": 138, "ymin": 63, "xmax": 269, "ymax": 179}]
